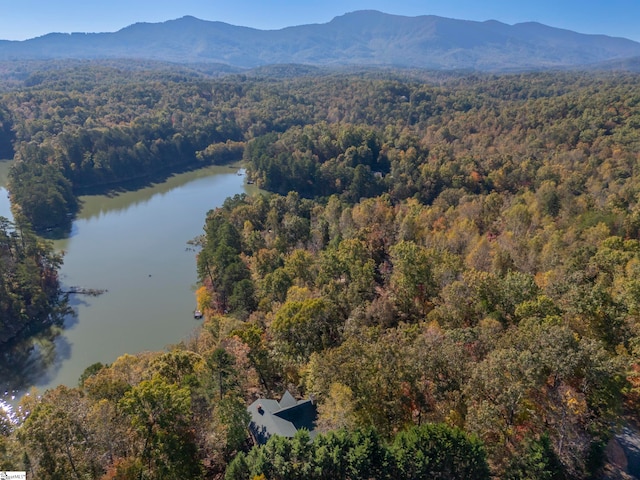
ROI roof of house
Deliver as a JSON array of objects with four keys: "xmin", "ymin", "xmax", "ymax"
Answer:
[{"xmin": 248, "ymin": 391, "xmax": 318, "ymax": 445}]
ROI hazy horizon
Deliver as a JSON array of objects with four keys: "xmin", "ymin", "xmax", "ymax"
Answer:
[{"xmin": 1, "ymin": 1, "xmax": 639, "ymax": 43}]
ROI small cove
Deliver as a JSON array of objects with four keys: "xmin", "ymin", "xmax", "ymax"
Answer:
[{"xmin": 0, "ymin": 161, "xmax": 256, "ymax": 407}]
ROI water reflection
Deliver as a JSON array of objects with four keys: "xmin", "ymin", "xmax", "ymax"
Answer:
[
  {"xmin": 1, "ymin": 297, "xmax": 102, "ymax": 408},
  {"xmin": 0, "ymin": 161, "xmax": 67, "ymax": 404},
  {"xmin": 0, "ymin": 159, "xmax": 11, "ymax": 186},
  {"xmin": 77, "ymin": 165, "xmax": 248, "ymax": 223},
  {"xmin": 0, "ymin": 160, "xmax": 256, "ymax": 404},
  {"xmin": 40, "ymin": 165, "xmax": 251, "ymax": 241},
  {"xmin": 0, "ymin": 328, "xmax": 73, "ymax": 396},
  {"xmin": 0, "ymin": 299, "xmax": 82, "ymax": 403},
  {"xmin": 0, "ymin": 160, "xmax": 12, "ymax": 220}
]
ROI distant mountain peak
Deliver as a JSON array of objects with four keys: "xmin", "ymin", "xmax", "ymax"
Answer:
[
  {"xmin": 336, "ymin": 9, "xmax": 399, "ymax": 19},
  {"xmin": 1, "ymin": 11, "xmax": 639, "ymax": 71}
]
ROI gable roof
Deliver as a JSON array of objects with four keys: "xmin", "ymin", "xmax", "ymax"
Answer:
[
  {"xmin": 279, "ymin": 390, "xmax": 298, "ymax": 409},
  {"xmin": 248, "ymin": 392, "xmax": 318, "ymax": 445}
]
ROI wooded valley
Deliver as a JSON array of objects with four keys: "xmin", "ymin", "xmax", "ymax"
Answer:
[{"xmin": 1, "ymin": 63, "xmax": 640, "ymax": 479}]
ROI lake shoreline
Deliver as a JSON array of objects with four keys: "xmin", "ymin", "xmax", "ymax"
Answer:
[{"xmin": 0, "ymin": 161, "xmax": 255, "ymax": 406}]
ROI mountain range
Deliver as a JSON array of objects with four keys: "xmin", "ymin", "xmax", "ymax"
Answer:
[{"xmin": 1, "ymin": 10, "xmax": 639, "ymax": 71}]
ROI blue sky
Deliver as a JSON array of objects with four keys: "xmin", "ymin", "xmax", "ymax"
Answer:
[{"xmin": 1, "ymin": 0, "xmax": 639, "ymax": 42}]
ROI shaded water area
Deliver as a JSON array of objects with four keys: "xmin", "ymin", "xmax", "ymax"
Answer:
[{"xmin": 0, "ymin": 161, "xmax": 256, "ymax": 410}]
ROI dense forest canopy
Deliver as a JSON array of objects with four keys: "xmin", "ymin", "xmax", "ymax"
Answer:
[
  {"xmin": 0, "ymin": 217, "xmax": 67, "ymax": 345},
  {"xmin": 1, "ymin": 64, "xmax": 640, "ymax": 478}
]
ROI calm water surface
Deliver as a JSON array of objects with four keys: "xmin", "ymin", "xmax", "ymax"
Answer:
[{"xmin": 0, "ymin": 161, "xmax": 255, "ymax": 406}]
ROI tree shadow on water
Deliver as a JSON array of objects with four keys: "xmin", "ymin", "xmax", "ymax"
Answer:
[
  {"xmin": 0, "ymin": 324, "xmax": 74, "ymax": 403},
  {"xmin": 62, "ymin": 296, "xmax": 88, "ymax": 330}
]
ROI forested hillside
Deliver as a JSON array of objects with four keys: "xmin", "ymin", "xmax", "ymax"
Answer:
[
  {"xmin": 2, "ymin": 67, "xmax": 640, "ymax": 479},
  {"xmin": 0, "ymin": 218, "xmax": 68, "ymax": 345}
]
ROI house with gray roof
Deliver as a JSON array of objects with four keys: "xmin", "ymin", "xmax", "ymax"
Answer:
[{"xmin": 248, "ymin": 391, "xmax": 318, "ymax": 445}]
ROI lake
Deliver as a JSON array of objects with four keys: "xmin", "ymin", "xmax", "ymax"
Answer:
[{"xmin": 0, "ymin": 160, "xmax": 256, "ymax": 409}]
